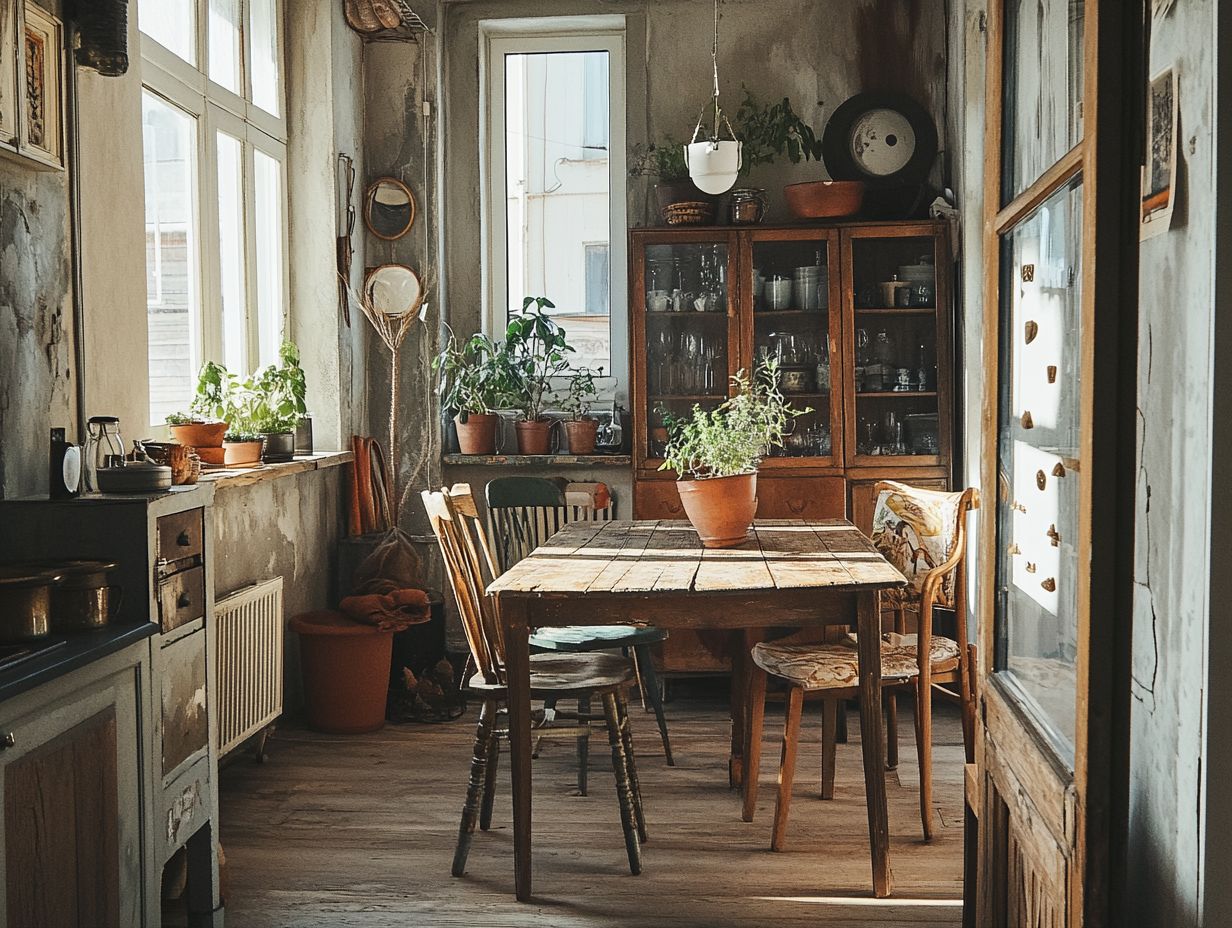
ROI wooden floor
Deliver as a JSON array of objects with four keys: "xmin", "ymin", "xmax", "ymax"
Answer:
[{"xmin": 217, "ymin": 686, "xmax": 965, "ymax": 927}]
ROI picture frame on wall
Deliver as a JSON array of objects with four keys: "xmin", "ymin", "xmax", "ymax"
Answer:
[
  {"xmin": 20, "ymin": 0, "xmax": 61, "ymax": 168},
  {"xmin": 0, "ymin": 0, "xmax": 18, "ymax": 147}
]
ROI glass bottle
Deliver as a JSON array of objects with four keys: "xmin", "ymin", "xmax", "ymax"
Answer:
[
  {"xmin": 815, "ymin": 339, "xmax": 831, "ymax": 393},
  {"xmin": 917, "ymin": 341, "xmax": 931, "ymax": 391},
  {"xmin": 83, "ymin": 416, "xmax": 125, "ymax": 492}
]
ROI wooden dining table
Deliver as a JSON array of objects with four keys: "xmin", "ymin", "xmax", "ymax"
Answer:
[{"xmin": 487, "ymin": 518, "xmax": 907, "ymax": 901}]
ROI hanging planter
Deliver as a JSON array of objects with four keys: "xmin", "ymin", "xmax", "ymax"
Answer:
[{"xmin": 684, "ymin": 0, "xmax": 742, "ymax": 197}]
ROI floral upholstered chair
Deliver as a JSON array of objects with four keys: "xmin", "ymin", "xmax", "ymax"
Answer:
[{"xmin": 741, "ymin": 481, "xmax": 979, "ymax": 849}]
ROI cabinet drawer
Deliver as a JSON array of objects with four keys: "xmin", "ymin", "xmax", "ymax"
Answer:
[
  {"xmin": 160, "ymin": 629, "xmax": 209, "ymax": 779},
  {"xmin": 157, "ymin": 508, "xmax": 204, "ymax": 565},
  {"xmin": 755, "ymin": 477, "xmax": 847, "ymax": 520},
  {"xmin": 633, "ymin": 480, "xmax": 686, "ymax": 519},
  {"xmin": 159, "ymin": 564, "xmax": 205, "ymax": 633}
]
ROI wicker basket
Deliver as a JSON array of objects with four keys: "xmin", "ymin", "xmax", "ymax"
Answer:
[{"xmin": 663, "ymin": 200, "xmax": 715, "ymax": 226}]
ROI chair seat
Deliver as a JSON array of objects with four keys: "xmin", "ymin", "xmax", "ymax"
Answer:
[
  {"xmin": 751, "ymin": 635, "xmax": 961, "ymax": 691},
  {"xmin": 529, "ymin": 624, "xmax": 668, "ymax": 652},
  {"xmin": 467, "ymin": 651, "xmax": 636, "ymax": 696}
]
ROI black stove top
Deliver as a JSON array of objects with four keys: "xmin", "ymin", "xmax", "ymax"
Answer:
[{"xmin": 0, "ymin": 639, "xmax": 67, "ymax": 673}]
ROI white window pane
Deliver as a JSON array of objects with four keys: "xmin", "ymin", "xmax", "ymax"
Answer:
[
  {"xmin": 505, "ymin": 51, "xmax": 611, "ymax": 373},
  {"xmin": 254, "ymin": 150, "xmax": 285, "ymax": 369},
  {"xmin": 216, "ymin": 132, "xmax": 247, "ymax": 373},
  {"xmin": 139, "ymin": 0, "xmax": 197, "ymax": 66},
  {"xmin": 143, "ymin": 92, "xmax": 201, "ymax": 426},
  {"xmin": 250, "ymin": 0, "xmax": 281, "ymax": 116},
  {"xmin": 208, "ymin": 0, "xmax": 242, "ymax": 94}
]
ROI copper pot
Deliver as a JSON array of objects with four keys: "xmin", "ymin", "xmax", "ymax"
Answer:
[
  {"xmin": 0, "ymin": 567, "xmax": 62, "ymax": 641},
  {"xmin": 48, "ymin": 560, "xmax": 121, "ymax": 631}
]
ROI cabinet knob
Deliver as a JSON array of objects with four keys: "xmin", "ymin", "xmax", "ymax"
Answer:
[
  {"xmin": 787, "ymin": 498, "xmax": 807, "ymax": 514},
  {"xmin": 177, "ymin": 531, "xmax": 191, "ymax": 547},
  {"xmin": 177, "ymin": 592, "xmax": 191, "ymax": 609},
  {"xmin": 0, "ymin": 732, "xmax": 15, "ymax": 749}
]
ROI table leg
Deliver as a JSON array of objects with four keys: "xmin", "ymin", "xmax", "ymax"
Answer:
[
  {"xmin": 856, "ymin": 590, "xmax": 892, "ymax": 897},
  {"xmin": 503, "ymin": 598, "xmax": 534, "ymax": 901},
  {"xmin": 729, "ymin": 628, "xmax": 762, "ymax": 788}
]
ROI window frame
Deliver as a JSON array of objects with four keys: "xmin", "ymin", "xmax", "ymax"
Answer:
[
  {"xmin": 139, "ymin": 0, "xmax": 288, "ymax": 425},
  {"xmin": 479, "ymin": 17, "xmax": 628, "ymax": 398}
]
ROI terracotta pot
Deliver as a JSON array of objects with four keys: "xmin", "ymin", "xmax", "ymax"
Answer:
[
  {"xmin": 563, "ymin": 417, "xmax": 598, "ymax": 454},
  {"xmin": 169, "ymin": 421, "xmax": 227, "ymax": 448},
  {"xmin": 290, "ymin": 610, "xmax": 393, "ymax": 734},
  {"xmin": 515, "ymin": 419, "xmax": 553, "ymax": 455},
  {"xmin": 676, "ymin": 472, "xmax": 758, "ymax": 548},
  {"xmin": 196, "ymin": 446, "xmax": 226, "ymax": 466},
  {"xmin": 455, "ymin": 412, "xmax": 498, "ymax": 455},
  {"xmin": 783, "ymin": 180, "xmax": 866, "ymax": 220},
  {"xmin": 222, "ymin": 439, "xmax": 264, "ymax": 467}
]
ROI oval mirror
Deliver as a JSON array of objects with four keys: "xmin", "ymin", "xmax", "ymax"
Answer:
[
  {"xmin": 364, "ymin": 177, "xmax": 416, "ymax": 240},
  {"xmin": 365, "ymin": 264, "xmax": 423, "ymax": 316}
]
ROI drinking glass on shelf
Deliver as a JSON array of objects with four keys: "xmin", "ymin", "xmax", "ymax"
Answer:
[{"xmin": 882, "ymin": 411, "xmax": 902, "ymax": 454}]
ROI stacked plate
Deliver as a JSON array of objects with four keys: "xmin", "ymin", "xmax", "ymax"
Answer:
[{"xmin": 792, "ymin": 265, "xmax": 828, "ymax": 311}]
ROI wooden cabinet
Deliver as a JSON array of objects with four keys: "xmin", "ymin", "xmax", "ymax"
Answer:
[{"xmin": 630, "ymin": 221, "xmax": 954, "ymax": 672}]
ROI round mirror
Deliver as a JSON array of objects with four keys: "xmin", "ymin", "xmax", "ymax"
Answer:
[
  {"xmin": 364, "ymin": 264, "xmax": 423, "ymax": 316},
  {"xmin": 363, "ymin": 177, "xmax": 416, "ymax": 240}
]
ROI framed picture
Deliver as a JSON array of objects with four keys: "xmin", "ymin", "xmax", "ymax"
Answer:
[
  {"xmin": 20, "ymin": 0, "xmax": 61, "ymax": 167},
  {"xmin": 0, "ymin": 0, "xmax": 17, "ymax": 146},
  {"xmin": 1141, "ymin": 65, "xmax": 1178, "ymax": 241}
]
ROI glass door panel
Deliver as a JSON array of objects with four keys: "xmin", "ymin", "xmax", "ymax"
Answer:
[
  {"xmin": 994, "ymin": 177, "xmax": 1083, "ymax": 762},
  {"xmin": 849, "ymin": 234, "xmax": 943, "ymax": 463},
  {"xmin": 750, "ymin": 236, "xmax": 839, "ymax": 463},
  {"xmin": 641, "ymin": 241, "xmax": 733, "ymax": 461}
]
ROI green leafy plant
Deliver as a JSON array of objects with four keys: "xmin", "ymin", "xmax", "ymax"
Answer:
[
  {"xmin": 628, "ymin": 136, "xmax": 689, "ymax": 182},
  {"xmin": 186, "ymin": 340, "xmax": 309, "ymax": 440},
  {"xmin": 734, "ymin": 89, "xmax": 824, "ymax": 175},
  {"xmin": 165, "ymin": 411, "xmax": 195, "ymax": 425},
  {"xmin": 433, "ymin": 325, "xmax": 515, "ymax": 420},
  {"xmin": 555, "ymin": 366, "xmax": 604, "ymax": 421},
  {"xmin": 502, "ymin": 296, "xmax": 575, "ymax": 422},
  {"xmin": 659, "ymin": 358, "xmax": 810, "ymax": 479}
]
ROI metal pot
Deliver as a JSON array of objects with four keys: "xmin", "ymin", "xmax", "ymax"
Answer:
[
  {"xmin": 0, "ymin": 567, "xmax": 62, "ymax": 641},
  {"xmin": 31, "ymin": 560, "xmax": 120, "ymax": 631}
]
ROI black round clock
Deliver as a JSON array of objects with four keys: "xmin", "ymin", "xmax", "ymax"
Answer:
[{"xmin": 822, "ymin": 93, "xmax": 938, "ymax": 188}]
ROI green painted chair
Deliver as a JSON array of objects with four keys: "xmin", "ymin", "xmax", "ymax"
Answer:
[{"xmin": 485, "ymin": 477, "xmax": 674, "ymax": 794}]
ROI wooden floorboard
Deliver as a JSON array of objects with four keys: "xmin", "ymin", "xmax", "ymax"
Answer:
[{"xmin": 216, "ymin": 691, "xmax": 964, "ymax": 927}]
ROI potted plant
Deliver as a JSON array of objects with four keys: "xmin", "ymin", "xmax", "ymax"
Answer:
[
  {"xmin": 166, "ymin": 411, "xmax": 227, "ymax": 461},
  {"xmin": 556, "ymin": 366, "xmax": 603, "ymax": 454},
  {"xmin": 630, "ymin": 136, "xmax": 716, "ymax": 223},
  {"xmin": 433, "ymin": 326, "xmax": 512, "ymax": 455},
  {"xmin": 166, "ymin": 360, "xmax": 236, "ymax": 465},
  {"xmin": 183, "ymin": 360, "xmax": 263, "ymax": 467},
  {"xmin": 503, "ymin": 296, "xmax": 574, "ymax": 455},
  {"xmin": 659, "ymin": 358, "xmax": 809, "ymax": 547},
  {"xmin": 251, "ymin": 340, "xmax": 309, "ymax": 462}
]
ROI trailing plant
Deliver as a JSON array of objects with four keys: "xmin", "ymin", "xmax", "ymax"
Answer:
[
  {"xmin": 659, "ymin": 358, "xmax": 810, "ymax": 479},
  {"xmin": 734, "ymin": 88, "xmax": 824, "ymax": 175},
  {"xmin": 628, "ymin": 136, "xmax": 690, "ymax": 182},
  {"xmin": 555, "ymin": 366, "xmax": 604, "ymax": 421},
  {"xmin": 502, "ymin": 296, "xmax": 575, "ymax": 422},
  {"xmin": 433, "ymin": 325, "xmax": 514, "ymax": 420}
]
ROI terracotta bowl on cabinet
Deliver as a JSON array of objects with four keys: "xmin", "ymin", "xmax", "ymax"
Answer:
[{"xmin": 783, "ymin": 180, "xmax": 866, "ymax": 220}]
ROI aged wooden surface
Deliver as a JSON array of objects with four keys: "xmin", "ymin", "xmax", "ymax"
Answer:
[{"xmin": 216, "ymin": 697, "xmax": 965, "ymax": 927}]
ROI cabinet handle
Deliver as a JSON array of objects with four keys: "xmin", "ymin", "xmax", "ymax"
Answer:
[
  {"xmin": 177, "ymin": 592, "xmax": 191, "ymax": 609},
  {"xmin": 177, "ymin": 531, "xmax": 191, "ymax": 547},
  {"xmin": 0, "ymin": 733, "xmax": 15, "ymax": 749},
  {"xmin": 787, "ymin": 498, "xmax": 807, "ymax": 514}
]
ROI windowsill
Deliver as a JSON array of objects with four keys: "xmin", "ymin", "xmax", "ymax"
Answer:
[
  {"xmin": 443, "ymin": 453, "xmax": 632, "ymax": 467},
  {"xmin": 201, "ymin": 451, "xmax": 353, "ymax": 490}
]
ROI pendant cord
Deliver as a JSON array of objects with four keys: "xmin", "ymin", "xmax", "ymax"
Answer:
[{"xmin": 711, "ymin": 0, "xmax": 720, "ymax": 136}]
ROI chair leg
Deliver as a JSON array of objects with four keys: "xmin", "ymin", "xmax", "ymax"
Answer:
[
  {"xmin": 452, "ymin": 699, "xmax": 496, "ymax": 877},
  {"xmin": 820, "ymin": 698, "xmax": 837, "ymax": 800},
  {"xmin": 742, "ymin": 665, "xmax": 768, "ymax": 822},
  {"xmin": 771, "ymin": 686, "xmax": 805, "ymax": 852},
  {"xmin": 915, "ymin": 678, "xmax": 935, "ymax": 841},
  {"xmin": 534, "ymin": 695, "xmax": 558, "ymax": 760},
  {"xmin": 886, "ymin": 691, "xmax": 899, "ymax": 770},
  {"xmin": 627, "ymin": 646, "xmax": 648, "ymax": 711},
  {"xmin": 635, "ymin": 643, "xmax": 674, "ymax": 765},
  {"xmin": 576, "ymin": 696, "xmax": 591, "ymax": 796},
  {"xmin": 617, "ymin": 692, "xmax": 648, "ymax": 842},
  {"xmin": 602, "ymin": 692, "xmax": 642, "ymax": 875},
  {"xmin": 479, "ymin": 727, "xmax": 500, "ymax": 831}
]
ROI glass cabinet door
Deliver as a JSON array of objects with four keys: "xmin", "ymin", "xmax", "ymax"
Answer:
[
  {"xmin": 844, "ymin": 228, "xmax": 948, "ymax": 466},
  {"xmin": 748, "ymin": 231, "xmax": 843, "ymax": 465},
  {"xmin": 635, "ymin": 236, "xmax": 739, "ymax": 465}
]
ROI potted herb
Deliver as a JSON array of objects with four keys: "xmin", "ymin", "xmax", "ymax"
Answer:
[
  {"xmin": 433, "ymin": 326, "xmax": 512, "ymax": 455},
  {"xmin": 166, "ymin": 410, "xmax": 227, "ymax": 461},
  {"xmin": 556, "ymin": 366, "xmax": 603, "ymax": 454},
  {"xmin": 166, "ymin": 360, "xmax": 237, "ymax": 465},
  {"xmin": 659, "ymin": 358, "xmax": 809, "ymax": 547},
  {"xmin": 251, "ymin": 341, "xmax": 309, "ymax": 462},
  {"xmin": 630, "ymin": 135, "xmax": 716, "ymax": 223},
  {"xmin": 503, "ymin": 296, "xmax": 574, "ymax": 455}
]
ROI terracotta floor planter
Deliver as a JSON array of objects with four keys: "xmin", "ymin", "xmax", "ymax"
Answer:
[
  {"xmin": 455, "ymin": 412, "xmax": 498, "ymax": 454},
  {"xmin": 562, "ymin": 418, "xmax": 598, "ymax": 454},
  {"xmin": 515, "ymin": 419, "xmax": 553, "ymax": 455},
  {"xmin": 222, "ymin": 439, "xmax": 264, "ymax": 467},
  {"xmin": 170, "ymin": 421, "xmax": 227, "ymax": 449},
  {"xmin": 290, "ymin": 610, "xmax": 392, "ymax": 734},
  {"xmin": 676, "ymin": 472, "xmax": 758, "ymax": 548}
]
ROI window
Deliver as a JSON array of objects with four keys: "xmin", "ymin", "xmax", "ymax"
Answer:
[
  {"xmin": 483, "ymin": 20, "xmax": 627, "ymax": 386},
  {"xmin": 139, "ymin": 0, "xmax": 287, "ymax": 425}
]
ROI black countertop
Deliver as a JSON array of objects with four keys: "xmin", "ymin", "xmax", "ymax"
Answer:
[{"xmin": 0, "ymin": 623, "xmax": 157, "ymax": 706}]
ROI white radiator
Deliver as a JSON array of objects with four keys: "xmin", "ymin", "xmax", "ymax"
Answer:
[{"xmin": 215, "ymin": 578, "xmax": 284, "ymax": 758}]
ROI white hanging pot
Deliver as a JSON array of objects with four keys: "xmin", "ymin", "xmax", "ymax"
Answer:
[{"xmin": 686, "ymin": 139, "xmax": 742, "ymax": 195}]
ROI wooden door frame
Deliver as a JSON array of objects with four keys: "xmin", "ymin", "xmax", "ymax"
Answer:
[{"xmin": 977, "ymin": 1, "xmax": 1141, "ymax": 925}]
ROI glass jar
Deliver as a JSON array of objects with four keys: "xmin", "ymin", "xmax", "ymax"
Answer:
[
  {"xmin": 729, "ymin": 187, "xmax": 766, "ymax": 224},
  {"xmin": 83, "ymin": 416, "xmax": 125, "ymax": 492}
]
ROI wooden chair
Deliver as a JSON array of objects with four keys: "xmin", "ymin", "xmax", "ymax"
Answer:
[
  {"xmin": 421, "ymin": 485, "xmax": 647, "ymax": 879},
  {"xmin": 485, "ymin": 476, "xmax": 674, "ymax": 780},
  {"xmin": 741, "ymin": 481, "xmax": 979, "ymax": 848}
]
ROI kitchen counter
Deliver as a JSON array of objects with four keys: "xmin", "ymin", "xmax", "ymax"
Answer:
[{"xmin": 0, "ymin": 622, "xmax": 157, "ymax": 704}]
